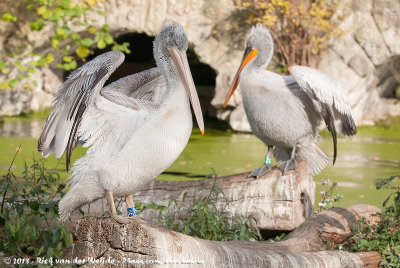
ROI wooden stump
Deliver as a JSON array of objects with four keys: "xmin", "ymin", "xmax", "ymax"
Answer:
[
  {"xmin": 63, "ymin": 204, "xmax": 381, "ymax": 268},
  {"xmin": 70, "ymin": 162, "xmax": 315, "ymax": 231}
]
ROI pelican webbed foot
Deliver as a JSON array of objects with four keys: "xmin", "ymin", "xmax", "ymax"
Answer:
[
  {"xmin": 105, "ymin": 190, "xmax": 133, "ymax": 224},
  {"xmin": 112, "ymin": 214, "xmax": 131, "ymax": 224},
  {"xmin": 249, "ymin": 164, "xmax": 272, "ymax": 178},
  {"xmin": 250, "ymin": 145, "xmax": 274, "ymax": 178},
  {"xmin": 278, "ymin": 159, "xmax": 296, "ymax": 174}
]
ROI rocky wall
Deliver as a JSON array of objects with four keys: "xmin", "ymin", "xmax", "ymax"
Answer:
[{"xmin": 1, "ymin": 0, "xmax": 399, "ymax": 129}]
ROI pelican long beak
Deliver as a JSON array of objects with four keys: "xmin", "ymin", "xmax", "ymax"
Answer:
[
  {"xmin": 223, "ymin": 47, "xmax": 258, "ymax": 107},
  {"xmin": 169, "ymin": 47, "xmax": 205, "ymax": 135}
]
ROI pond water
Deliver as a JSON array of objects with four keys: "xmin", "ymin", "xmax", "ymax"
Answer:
[{"xmin": 0, "ymin": 116, "xmax": 399, "ymax": 209}]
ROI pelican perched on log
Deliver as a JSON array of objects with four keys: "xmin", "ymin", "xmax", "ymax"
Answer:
[
  {"xmin": 224, "ymin": 25, "xmax": 356, "ymax": 177},
  {"xmin": 38, "ymin": 21, "xmax": 204, "ymax": 223}
]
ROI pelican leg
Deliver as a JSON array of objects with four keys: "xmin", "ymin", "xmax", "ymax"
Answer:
[
  {"xmin": 278, "ymin": 146, "xmax": 296, "ymax": 174},
  {"xmin": 250, "ymin": 145, "xmax": 273, "ymax": 178},
  {"xmin": 105, "ymin": 190, "xmax": 129, "ymax": 224},
  {"xmin": 126, "ymin": 194, "xmax": 138, "ymax": 217}
]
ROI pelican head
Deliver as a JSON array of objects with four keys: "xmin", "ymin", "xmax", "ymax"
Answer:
[
  {"xmin": 153, "ymin": 20, "xmax": 204, "ymax": 135},
  {"xmin": 224, "ymin": 24, "xmax": 274, "ymax": 107},
  {"xmin": 153, "ymin": 20, "xmax": 189, "ymax": 71}
]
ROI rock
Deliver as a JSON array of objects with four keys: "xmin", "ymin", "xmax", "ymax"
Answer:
[
  {"xmin": 353, "ymin": 14, "xmax": 390, "ymax": 66},
  {"xmin": 0, "ymin": 89, "xmax": 29, "ymax": 116},
  {"xmin": 0, "ymin": 67, "xmax": 61, "ymax": 116},
  {"xmin": 317, "ymin": 0, "xmax": 400, "ymax": 125},
  {"xmin": 348, "ymin": 54, "xmax": 375, "ymax": 77},
  {"xmin": 228, "ymin": 103, "xmax": 251, "ymax": 132},
  {"xmin": 372, "ymin": 0, "xmax": 400, "ymax": 55}
]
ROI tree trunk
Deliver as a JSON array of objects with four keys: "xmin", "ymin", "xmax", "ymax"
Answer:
[
  {"xmin": 70, "ymin": 162, "xmax": 315, "ymax": 232},
  {"xmin": 63, "ymin": 204, "xmax": 381, "ymax": 267}
]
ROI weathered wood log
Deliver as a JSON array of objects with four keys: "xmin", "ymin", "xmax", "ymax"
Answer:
[
  {"xmin": 63, "ymin": 204, "xmax": 381, "ymax": 268},
  {"xmin": 273, "ymin": 204, "xmax": 381, "ymax": 252},
  {"xmin": 69, "ymin": 162, "xmax": 315, "ymax": 231}
]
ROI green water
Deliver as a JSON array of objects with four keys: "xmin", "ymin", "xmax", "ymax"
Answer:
[{"xmin": 0, "ymin": 115, "xmax": 399, "ymax": 209}]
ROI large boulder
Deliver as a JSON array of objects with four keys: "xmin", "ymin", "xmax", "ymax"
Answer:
[{"xmin": 317, "ymin": 0, "xmax": 400, "ymax": 125}]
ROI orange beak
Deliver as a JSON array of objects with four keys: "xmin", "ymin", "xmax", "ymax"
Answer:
[{"xmin": 223, "ymin": 47, "xmax": 258, "ymax": 107}]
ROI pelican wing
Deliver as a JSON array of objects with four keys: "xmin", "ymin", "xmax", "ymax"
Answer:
[
  {"xmin": 38, "ymin": 51, "xmax": 125, "ymax": 168},
  {"xmin": 100, "ymin": 67, "xmax": 164, "ymax": 109},
  {"xmin": 291, "ymin": 66, "xmax": 356, "ymax": 164},
  {"xmin": 291, "ymin": 65, "xmax": 356, "ymax": 135},
  {"xmin": 72, "ymin": 69, "xmax": 166, "ymax": 162}
]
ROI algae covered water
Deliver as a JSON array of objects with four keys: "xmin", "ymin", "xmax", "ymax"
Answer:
[{"xmin": 0, "ymin": 116, "xmax": 399, "ymax": 209}]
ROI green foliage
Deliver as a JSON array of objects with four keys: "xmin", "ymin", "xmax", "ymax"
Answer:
[
  {"xmin": 317, "ymin": 179, "xmax": 343, "ymax": 212},
  {"xmin": 376, "ymin": 175, "xmax": 400, "ymax": 213},
  {"xmin": 139, "ymin": 176, "xmax": 262, "ymax": 242},
  {"xmin": 396, "ymin": 85, "xmax": 400, "ymax": 99},
  {"xmin": 1, "ymin": 0, "xmax": 130, "ymax": 89},
  {"xmin": 0, "ymin": 147, "xmax": 72, "ymax": 259},
  {"xmin": 343, "ymin": 215, "xmax": 400, "ymax": 267},
  {"xmin": 339, "ymin": 175, "xmax": 400, "ymax": 267},
  {"xmin": 266, "ymin": 232, "xmax": 287, "ymax": 242},
  {"xmin": 1, "ymin": 13, "xmax": 18, "ymax": 22}
]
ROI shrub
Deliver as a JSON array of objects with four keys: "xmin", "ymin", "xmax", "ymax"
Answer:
[
  {"xmin": 0, "ymin": 147, "xmax": 72, "ymax": 259},
  {"xmin": 236, "ymin": 0, "xmax": 345, "ymax": 70},
  {"xmin": 138, "ymin": 176, "xmax": 262, "ymax": 242},
  {"xmin": 339, "ymin": 175, "xmax": 400, "ymax": 267},
  {"xmin": 317, "ymin": 179, "xmax": 343, "ymax": 212}
]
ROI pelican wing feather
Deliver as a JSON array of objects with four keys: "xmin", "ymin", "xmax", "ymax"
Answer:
[
  {"xmin": 291, "ymin": 65, "xmax": 357, "ymax": 137},
  {"xmin": 38, "ymin": 50, "xmax": 167, "ymax": 171},
  {"xmin": 38, "ymin": 51, "xmax": 125, "ymax": 165},
  {"xmin": 100, "ymin": 67, "xmax": 163, "ymax": 109},
  {"xmin": 37, "ymin": 50, "xmax": 135, "ymax": 169}
]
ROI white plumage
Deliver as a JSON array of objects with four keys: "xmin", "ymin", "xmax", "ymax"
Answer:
[
  {"xmin": 224, "ymin": 25, "xmax": 356, "ymax": 176},
  {"xmin": 38, "ymin": 21, "xmax": 204, "ymax": 223}
]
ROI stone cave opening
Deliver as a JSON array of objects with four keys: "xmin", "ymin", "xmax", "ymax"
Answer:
[
  {"xmin": 66, "ymin": 32, "xmax": 218, "ymax": 120},
  {"xmin": 375, "ymin": 56, "xmax": 400, "ymax": 100}
]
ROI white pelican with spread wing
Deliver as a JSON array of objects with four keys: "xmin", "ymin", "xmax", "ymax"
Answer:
[{"xmin": 38, "ymin": 21, "xmax": 204, "ymax": 223}]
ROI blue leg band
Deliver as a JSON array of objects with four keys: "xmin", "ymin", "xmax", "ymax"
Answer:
[{"xmin": 127, "ymin": 206, "xmax": 138, "ymax": 217}]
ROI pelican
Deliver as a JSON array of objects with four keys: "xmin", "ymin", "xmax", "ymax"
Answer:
[
  {"xmin": 38, "ymin": 21, "xmax": 204, "ymax": 223},
  {"xmin": 224, "ymin": 25, "xmax": 356, "ymax": 177}
]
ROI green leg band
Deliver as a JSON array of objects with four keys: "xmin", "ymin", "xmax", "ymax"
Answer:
[{"xmin": 264, "ymin": 156, "xmax": 272, "ymax": 165}]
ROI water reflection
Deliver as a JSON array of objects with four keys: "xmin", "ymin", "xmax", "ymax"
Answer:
[
  {"xmin": 334, "ymin": 152, "xmax": 399, "ymax": 169},
  {"xmin": 0, "ymin": 119, "xmax": 45, "ymax": 138}
]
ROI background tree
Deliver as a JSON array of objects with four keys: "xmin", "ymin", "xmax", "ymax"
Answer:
[
  {"xmin": 236, "ymin": 0, "xmax": 344, "ymax": 72},
  {"xmin": 0, "ymin": 0, "xmax": 130, "ymax": 90}
]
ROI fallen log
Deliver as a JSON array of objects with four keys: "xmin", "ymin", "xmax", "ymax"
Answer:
[
  {"xmin": 63, "ymin": 204, "xmax": 381, "ymax": 267},
  {"xmin": 69, "ymin": 162, "xmax": 315, "ymax": 231},
  {"xmin": 273, "ymin": 204, "xmax": 381, "ymax": 252}
]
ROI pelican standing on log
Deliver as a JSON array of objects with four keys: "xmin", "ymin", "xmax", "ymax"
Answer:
[
  {"xmin": 224, "ymin": 25, "xmax": 356, "ymax": 177},
  {"xmin": 38, "ymin": 21, "xmax": 204, "ymax": 223}
]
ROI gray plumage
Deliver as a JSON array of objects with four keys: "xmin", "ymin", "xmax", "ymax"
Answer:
[
  {"xmin": 225, "ymin": 25, "xmax": 356, "ymax": 175},
  {"xmin": 38, "ymin": 21, "xmax": 204, "ymax": 223}
]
